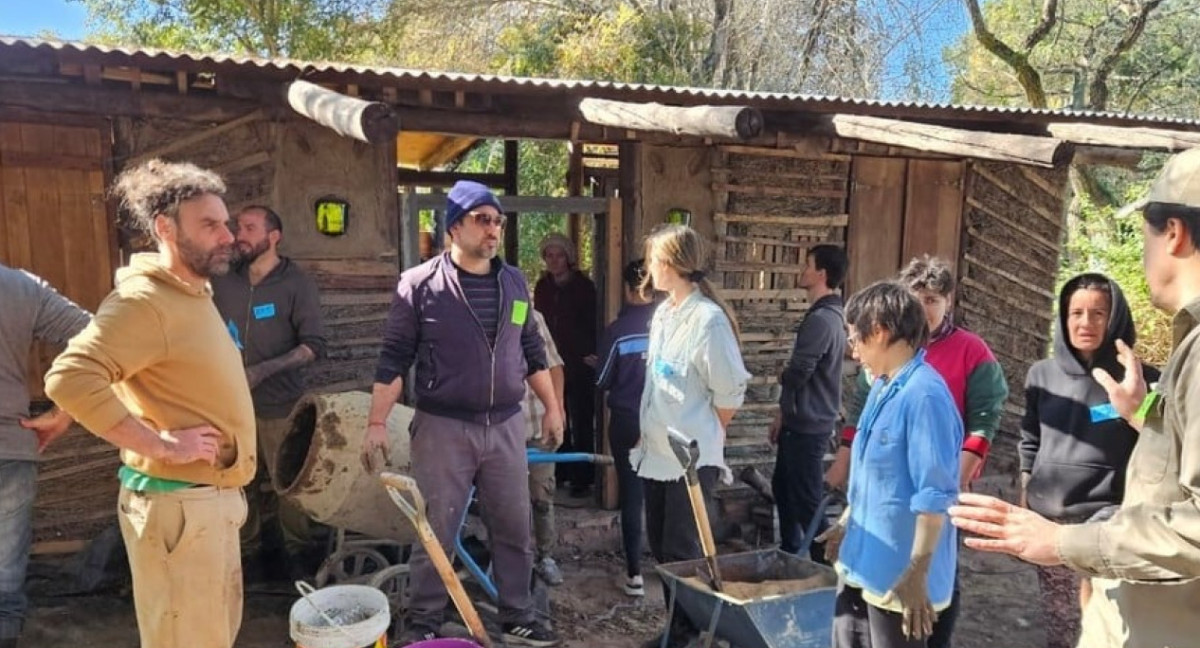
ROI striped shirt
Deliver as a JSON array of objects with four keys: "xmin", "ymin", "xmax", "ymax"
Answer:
[{"xmin": 458, "ymin": 265, "xmax": 500, "ymax": 345}]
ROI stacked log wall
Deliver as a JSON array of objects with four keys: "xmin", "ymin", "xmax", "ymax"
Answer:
[{"xmin": 956, "ymin": 162, "xmax": 1067, "ymax": 472}]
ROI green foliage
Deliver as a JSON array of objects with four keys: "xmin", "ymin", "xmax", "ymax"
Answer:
[
  {"xmin": 1057, "ymin": 174, "xmax": 1172, "ymax": 367},
  {"xmin": 492, "ymin": 3, "xmax": 709, "ymax": 86},
  {"xmin": 73, "ymin": 0, "xmax": 391, "ymax": 59}
]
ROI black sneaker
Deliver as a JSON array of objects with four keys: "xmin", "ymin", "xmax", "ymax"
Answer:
[
  {"xmin": 502, "ymin": 622, "xmax": 559, "ymax": 647},
  {"xmin": 396, "ymin": 625, "xmax": 439, "ymax": 646}
]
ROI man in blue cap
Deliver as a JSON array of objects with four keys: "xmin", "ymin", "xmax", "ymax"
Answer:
[{"xmin": 364, "ymin": 181, "xmax": 564, "ymax": 647}]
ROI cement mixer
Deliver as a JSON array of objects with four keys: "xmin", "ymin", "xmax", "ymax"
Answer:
[{"xmin": 273, "ymin": 391, "xmax": 419, "ymax": 544}]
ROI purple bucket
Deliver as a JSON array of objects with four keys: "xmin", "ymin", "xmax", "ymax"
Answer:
[{"xmin": 402, "ymin": 640, "xmax": 482, "ymax": 648}]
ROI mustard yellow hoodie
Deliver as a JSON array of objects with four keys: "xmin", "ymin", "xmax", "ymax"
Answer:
[{"xmin": 45, "ymin": 253, "xmax": 256, "ymax": 487}]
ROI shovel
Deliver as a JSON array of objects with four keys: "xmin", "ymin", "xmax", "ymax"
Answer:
[
  {"xmin": 667, "ymin": 431, "xmax": 723, "ymax": 592},
  {"xmin": 381, "ymin": 472, "xmax": 494, "ymax": 648}
]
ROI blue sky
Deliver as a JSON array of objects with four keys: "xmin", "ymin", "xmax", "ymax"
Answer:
[
  {"xmin": 2, "ymin": 0, "xmax": 87, "ymax": 39},
  {"xmin": 0, "ymin": 0, "xmax": 965, "ymax": 101}
]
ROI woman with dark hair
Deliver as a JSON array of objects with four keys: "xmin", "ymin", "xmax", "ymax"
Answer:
[
  {"xmin": 828, "ymin": 255, "xmax": 1008, "ymax": 648},
  {"xmin": 1019, "ymin": 273, "xmax": 1159, "ymax": 648},
  {"xmin": 633, "ymin": 224, "xmax": 749, "ymax": 648},
  {"xmin": 821, "ymin": 281, "xmax": 961, "ymax": 648}
]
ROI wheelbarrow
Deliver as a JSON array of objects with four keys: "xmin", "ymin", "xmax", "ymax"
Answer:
[{"xmin": 654, "ymin": 495, "xmax": 838, "ymax": 648}]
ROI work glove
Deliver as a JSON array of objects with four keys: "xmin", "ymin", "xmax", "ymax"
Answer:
[{"xmin": 879, "ymin": 513, "xmax": 943, "ymax": 640}]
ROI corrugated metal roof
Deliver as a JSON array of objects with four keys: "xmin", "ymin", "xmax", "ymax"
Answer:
[{"xmin": 4, "ymin": 35, "xmax": 1200, "ymax": 130}]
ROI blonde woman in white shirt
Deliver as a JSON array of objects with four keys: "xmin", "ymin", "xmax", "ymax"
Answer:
[{"xmin": 632, "ymin": 224, "xmax": 750, "ymax": 648}]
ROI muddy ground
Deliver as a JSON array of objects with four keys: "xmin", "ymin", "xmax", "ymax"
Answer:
[{"xmin": 19, "ymin": 476, "xmax": 1047, "ymax": 647}]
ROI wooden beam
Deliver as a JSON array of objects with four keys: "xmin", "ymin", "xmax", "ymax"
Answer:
[
  {"xmin": 129, "ymin": 109, "xmax": 265, "ymax": 165},
  {"xmin": 407, "ymin": 192, "xmax": 610, "ymax": 214},
  {"xmin": 1047, "ymin": 122, "xmax": 1200, "ymax": 151},
  {"xmin": 579, "ymin": 97, "xmax": 764, "ymax": 140},
  {"xmin": 418, "ymin": 136, "xmax": 479, "ymax": 170},
  {"xmin": 1071, "ymin": 145, "xmax": 1144, "ymax": 167},
  {"xmin": 0, "ymin": 80, "xmax": 268, "ymax": 122},
  {"xmin": 826, "ymin": 115, "xmax": 1067, "ymax": 168},
  {"xmin": 286, "ymin": 79, "xmax": 399, "ymax": 144},
  {"xmin": 392, "ymin": 106, "xmax": 590, "ymax": 140},
  {"xmin": 395, "ymin": 170, "xmax": 507, "ymax": 187},
  {"xmin": 216, "ymin": 151, "xmax": 271, "ymax": 174}
]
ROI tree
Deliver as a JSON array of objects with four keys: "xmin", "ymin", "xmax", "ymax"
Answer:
[
  {"xmin": 948, "ymin": 0, "xmax": 1197, "ymax": 355},
  {"xmin": 75, "ymin": 0, "xmax": 392, "ymax": 60},
  {"xmin": 949, "ymin": 0, "xmax": 1198, "ymax": 208},
  {"xmin": 950, "ymin": 0, "xmax": 1199, "ymax": 117}
]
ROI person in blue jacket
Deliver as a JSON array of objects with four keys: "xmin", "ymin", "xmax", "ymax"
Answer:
[{"xmin": 820, "ymin": 281, "xmax": 961, "ymax": 648}]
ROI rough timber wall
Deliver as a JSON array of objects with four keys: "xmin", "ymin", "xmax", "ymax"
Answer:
[
  {"xmin": 709, "ymin": 143, "xmax": 851, "ymax": 534},
  {"xmin": 957, "ymin": 161, "xmax": 1068, "ymax": 472}
]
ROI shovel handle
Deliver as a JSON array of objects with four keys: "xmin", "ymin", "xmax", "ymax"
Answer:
[{"xmin": 379, "ymin": 472, "xmax": 493, "ymax": 648}]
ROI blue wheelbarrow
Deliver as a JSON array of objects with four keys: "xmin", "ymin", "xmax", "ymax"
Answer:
[{"xmin": 655, "ymin": 494, "xmax": 838, "ymax": 648}]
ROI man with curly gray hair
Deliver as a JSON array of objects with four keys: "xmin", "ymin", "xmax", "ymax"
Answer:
[{"xmin": 46, "ymin": 160, "xmax": 255, "ymax": 648}]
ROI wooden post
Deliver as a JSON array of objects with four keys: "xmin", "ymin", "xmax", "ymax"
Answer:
[
  {"xmin": 568, "ymin": 141, "xmax": 585, "ymax": 249},
  {"xmin": 399, "ymin": 188, "xmax": 421, "ymax": 272},
  {"xmin": 286, "ymin": 79, "xmax": 399, "ymax": 144},
  {"xmin": 599, "ymin": 197, "xmax": 623, "ymax": 511},
  {"xmin": 503, "ymin": 140, "xmax": 520, "ymax": 263},
  {"xmin": 579, "ymin": 98, "xmax": 764, "ymax": 140}
]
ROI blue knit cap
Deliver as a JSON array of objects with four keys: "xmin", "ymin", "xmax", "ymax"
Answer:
[{"xmin": 445, "ymin": 181, "xmax": 503, "ymax": 231}]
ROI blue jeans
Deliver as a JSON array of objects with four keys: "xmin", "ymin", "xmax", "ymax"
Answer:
[{"xmin": 0, "ymin": 460, "xmax": 36, "ymax": 640}]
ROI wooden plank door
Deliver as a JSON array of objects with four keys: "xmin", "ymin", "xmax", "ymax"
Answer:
[
  {"xmin": 902, "ymin": 159, "xmax": 965, "ymax": 268},
  {"xmin": 846, "ymin": 157, "xmax": 907, "ymax": 294},
  {"xmin": 0, "ymin": 120, "xmax": 115, "ymax": 397}
]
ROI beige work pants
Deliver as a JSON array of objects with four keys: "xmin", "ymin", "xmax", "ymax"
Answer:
[{"xmin": 118, "ymin": 485, "xmax": 247, "ymax": 648}]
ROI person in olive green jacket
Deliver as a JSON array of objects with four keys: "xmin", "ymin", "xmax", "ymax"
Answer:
[{"xmin": 950, "ymin": 148, "xmax": 1200, "ymax": 648}]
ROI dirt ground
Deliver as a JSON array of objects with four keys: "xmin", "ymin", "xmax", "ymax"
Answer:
[
  {"xmin": 19, "ymin": 476, "xmax": 1047, "ymax": 648},
  {"xmin": 19, "ymin": 550, "xmax": 1046, "ymax": 648}
]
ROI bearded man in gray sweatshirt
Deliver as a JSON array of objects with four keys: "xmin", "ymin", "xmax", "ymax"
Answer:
[{"xmin": 0, "ymin": 263, "xmax": 91, "ymax": 647}]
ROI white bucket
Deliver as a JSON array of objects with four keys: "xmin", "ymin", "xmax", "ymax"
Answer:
[{"xmin": 289, "ymin": 583, "xmax": 391, "ymax": 648}]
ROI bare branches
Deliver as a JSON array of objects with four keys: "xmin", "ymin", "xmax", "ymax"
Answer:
[
  {"xmin": 1022, "ymin": 0, "xmax": 1059, "ymax": 50},
  {"xmin": 961, "ymin": 0, "xmax": 1048, "ymax": 107},
  {"xmin": 1087, "ymin": 0, "xmax": 1165, "ymax": 110}
]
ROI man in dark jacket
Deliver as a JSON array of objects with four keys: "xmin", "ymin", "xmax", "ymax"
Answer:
[
  {"xmin": 769, "ymin": 244, "xmax": 848, "ymax": 563},
  {"xmin": 212, "ymin": 205, "xmax": 327, "ymax": 577},
  {"xmin": 365, "ymin": 181, "xmax": 563, "ymax": 647}
]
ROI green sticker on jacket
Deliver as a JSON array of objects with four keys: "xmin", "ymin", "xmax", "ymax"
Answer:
[
  {"xmin": 512, "ymin": 299, "xmax": 529, "ymax": 325},
  {"xmin": 1135, "ymin": 390, "xmax": 1161, "ymax": 421}
]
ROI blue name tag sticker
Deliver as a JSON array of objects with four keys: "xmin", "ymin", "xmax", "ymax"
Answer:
[
  {"xmin": 1090, "ymin": 402, "xmax": 1120, "ymax": 423},
  {"xmin": 253, "ymin": 303, "xmax": 277, "ymax": 320}
]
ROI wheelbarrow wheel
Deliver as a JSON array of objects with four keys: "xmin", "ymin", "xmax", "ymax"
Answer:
[
  {"xmin": 315, "ymin": 546, "xmax": 390, "ymax": 586},
  {"xmin": 369, "ymin": 564, "xmax": 412, "ymax": 614},
  {"xmin": 369, "ymin": 564, "xmax": 412, "ymax": 637}
]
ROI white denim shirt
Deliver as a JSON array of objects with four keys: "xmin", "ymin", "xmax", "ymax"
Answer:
[{"xmin": 633, "ymin": 290, "xmax": 750, "ymax": 483}]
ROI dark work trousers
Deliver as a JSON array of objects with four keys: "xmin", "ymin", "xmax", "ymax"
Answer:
[
  {"xmin": 406, "ymin": 410, "xmax": 535, "ymax": 630},
  {"xmin": 927, "ymin": 576, "xmax": 960, "ymax": 648},
  {"xmin": 558, "ymin": 365, "xmax": 597, "ymax": 488},
  {"xmin": 608, "ymin": 409, "xmax": 644, "ymax": 578},
  {"xmin": 834, "ymin": 584, "xmax": 927, "ymax": 648},
  {"xmin": 773, "ymin": 428, "xmax": 830, "ymax": 563},
  {"xmin": 644, "ymin": 466, "xmax": 721, "ymax": 640}
]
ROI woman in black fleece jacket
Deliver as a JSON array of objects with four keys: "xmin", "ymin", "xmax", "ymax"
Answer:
[{"xmin": 1019, "ymin": 273, "xmax": 1159, "ymax": 648}]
